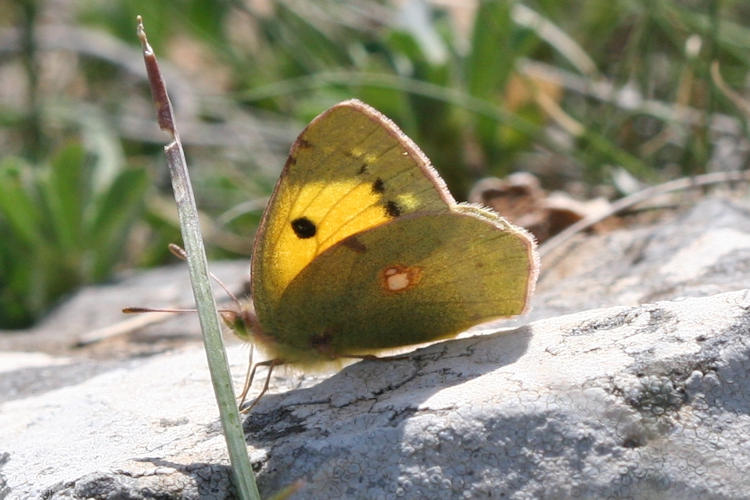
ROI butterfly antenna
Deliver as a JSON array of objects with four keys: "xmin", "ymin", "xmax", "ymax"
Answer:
[
  {"xmin": 168, "ymin": 242, "xmax": 269, "ymax": 412},
  {"xmin": 123, "ymin": 306, "xmax": 197, "ymax": 314},
  {"xmin": 240, "ymin": 359, "xmax": 282, "ymax": 414},
  {"xmin": 168, "ymin": 243, "xmax": 243, "ymax": 306}
]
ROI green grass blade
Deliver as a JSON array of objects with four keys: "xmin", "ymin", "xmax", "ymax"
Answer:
[
  {"xmin": 137, "ymin": 17, "xmax": 260, "ymax": 499},
  {"xmin": 467, "ymin": 1, "xmax": 514, "ymax": 100}
]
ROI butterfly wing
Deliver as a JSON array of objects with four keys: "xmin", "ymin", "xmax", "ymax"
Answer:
[
  {"xmin": 252, "ymin": 100, "xmax": 455, "ymax": 324},
  {"xmin": 260, "ymin": 205, "xmax": 538, "ymax": 363}
]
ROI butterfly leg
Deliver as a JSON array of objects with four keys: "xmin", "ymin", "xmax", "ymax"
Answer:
[
  {"xmin": 236, "ymin": 344, "xmax": 256, "ymax": 407},
  {"xmin": 239, "ymin": 358, "xmax": 283, "ymax": 414}
]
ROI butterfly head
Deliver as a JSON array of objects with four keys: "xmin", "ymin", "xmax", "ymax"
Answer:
[{"xmin": 220, "ymin": 298, "xmax": 262, "ymax": 343}]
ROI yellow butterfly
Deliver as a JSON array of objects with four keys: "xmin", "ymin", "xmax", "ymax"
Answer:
[{"xmin": 228, "ymin": 100, "xmax": 538, "ymax": 409}]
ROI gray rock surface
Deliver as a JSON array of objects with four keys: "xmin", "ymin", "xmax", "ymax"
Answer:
[
  {"xmin": 533, "ymin": 196, "xmax": 750, "ymax": 318},
  {"xmin": 2, "ymin": 196, "xmax": 750, "ymax": 499}
]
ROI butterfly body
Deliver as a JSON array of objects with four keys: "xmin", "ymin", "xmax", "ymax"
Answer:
[{"xmin": 246, "ymin": 100, "xmax": 538, "ymax": 367}]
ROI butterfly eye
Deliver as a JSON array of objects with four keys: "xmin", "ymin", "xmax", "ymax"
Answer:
[{"xmin": 291, "ymin": 217, "xmax": 317, "ymax": 239}]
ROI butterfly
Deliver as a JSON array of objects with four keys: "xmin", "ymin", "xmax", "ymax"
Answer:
[{"xmin": 226, "ymin": 100, "xmax": 539, "ymax": 410}]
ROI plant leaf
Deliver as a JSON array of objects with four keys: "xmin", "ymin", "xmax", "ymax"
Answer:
[
  {"xmin": 43, "ymin": 143, "xmax": 88, "ymax": 253},
  {"xmin": 0, "ymin": 158, "xmax": 45, "ymax": 248},
  {"xmin": 88, "ymin": 166, "xmax": 149, "ymax": 280}
]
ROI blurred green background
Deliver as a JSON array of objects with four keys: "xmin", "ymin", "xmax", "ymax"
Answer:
[{"xmin": 1, "ymin": 0, "xmax": 747, "ymax": 328}]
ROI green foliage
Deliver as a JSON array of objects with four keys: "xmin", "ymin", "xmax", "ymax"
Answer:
[
  {"xmin": 1, "ymin": 0, "xmax": 748, "ymax": 326},
  {"xmin": 0, "ymin": 145, "xmax": 148, "ymax": 328}
]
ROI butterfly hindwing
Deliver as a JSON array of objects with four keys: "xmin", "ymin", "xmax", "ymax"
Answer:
[
  {"xmin": 252, "ymin": 100, "xmax": 455, "ymax": 321},
  {"xmin": 264, "ymin": 206, "xmax": 537, "ymax": 363}
]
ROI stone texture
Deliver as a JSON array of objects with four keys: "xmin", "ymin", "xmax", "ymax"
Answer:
[{"xmin": 1, "ymin": 196, "xmax": 749, "ymax": 499}]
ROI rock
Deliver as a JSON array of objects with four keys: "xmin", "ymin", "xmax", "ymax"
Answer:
[
  {"xmin": 1, "ymin": 196, "xmax": 749, "ymax": 499},
  {"xmin": 468, "ymin": 172, "xmax": 612, "ymax": 244},
  {"xmin": 0, "ymin": 261, "xmax": 251, "ymax": 355},
  {"xmin": 532, "ymin": 197, "xmax": 750, "ymax": 320}
]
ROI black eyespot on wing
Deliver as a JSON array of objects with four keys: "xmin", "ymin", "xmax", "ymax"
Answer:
[
  {"xmin": 372, "ymin": 178, "xmax": 385, "ymax": 193},
  {"xmin": 291, "ymin": 217, "xmax": 317, "ymax": 239},
  {"xmin": 385, "ymin": 201, "xmax": 401, "ymax": 218},
  {"xmin": 358, "ymin": 164, "xmax": 368, "ymax": 175}
]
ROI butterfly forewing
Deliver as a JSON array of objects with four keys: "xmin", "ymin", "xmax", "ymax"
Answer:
[{"xmin": 252, "ymin": 100, "xmax": 455, "ymax": 321}]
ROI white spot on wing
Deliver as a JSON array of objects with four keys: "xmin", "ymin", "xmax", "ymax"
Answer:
[{"xmin": 380, "ymin": 265, "xmax": 422, "ymax": 293}]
